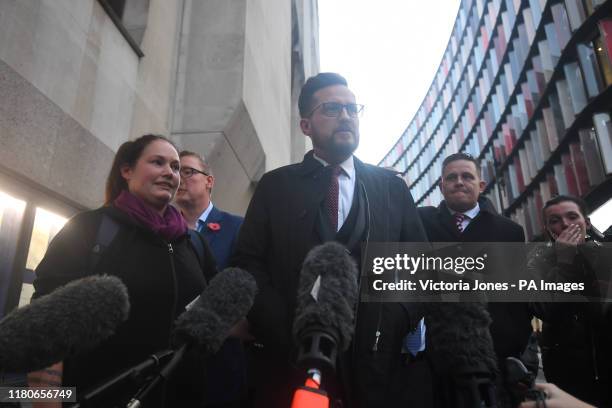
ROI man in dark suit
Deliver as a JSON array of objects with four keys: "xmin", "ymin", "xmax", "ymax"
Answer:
[
  {"xmin": 231, "ymin": 72, "xmax": 429, "ymax": 408},
  {"xmin": 417, "ymin": 153, "xmax": 532, "ymax": 372},
  {"xmin": 175, "ymin": 150, "xmax": 245, "ymax": 408},
  {"xmin": 175, "ymin": 150, "xmax": 243, "ymax": 270}
]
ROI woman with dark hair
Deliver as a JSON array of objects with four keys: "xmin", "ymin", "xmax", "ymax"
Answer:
[
  {"xmin": 31, "ymin": 134, "xmax": 216, "ymax": 407},
  {"xmin": 530, "ymin": 195, "xmax": 612, "ymax": 408}
]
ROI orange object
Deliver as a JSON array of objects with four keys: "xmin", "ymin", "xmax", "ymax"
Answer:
[{"xmin": 291, "ymin": 377, "xmax": 329, "ymax": 408}]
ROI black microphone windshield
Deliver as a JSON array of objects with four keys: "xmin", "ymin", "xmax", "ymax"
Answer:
[
  {"xmin": 0, "ymin": 275, "xmax": 130, "ymax": 373},
  {"xmin": 425, "ymin": 302, "xmax": 498, "ymax": 376},
  {"xmin": 293, "ymin": 241, "xmax": 359, "ymax": 352},
  {"xmin": 172, "ymin": 267, "xmax": 257, "ymax": 354}
]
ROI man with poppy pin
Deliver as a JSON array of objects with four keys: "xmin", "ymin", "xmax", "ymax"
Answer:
[
  {"xmin": 175, "ymin": 150, "xmax": 243, "ymax": 271},
  {"xmin": 174, "ymin": 150, "xmax": 245, "ymax": 408},
  {"xmin": 230, "ymin": 72, "xmax": 429, "ymax": 407}
]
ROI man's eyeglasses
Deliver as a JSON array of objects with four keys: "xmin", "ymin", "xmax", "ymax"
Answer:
[
  {"xmin": 307, "ymin": 102, "xmax": 364, "ymax": 118},
  {"xmin": 180, "ymin": 167, "xmax": 209, "ymax": 179}
]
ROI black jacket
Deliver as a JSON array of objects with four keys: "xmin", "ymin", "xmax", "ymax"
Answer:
[
  {"xmin": 417, "ymin": 199, "xmax": 525, "ymax": 243},
  {"xmin": 530, "ymin": 241, "xmax": 612, "ymax": 407},
  {"xmin": 33, "ymin": 206, "xmax": 215, "ymax": 407},
  {"xmin": 417, "ymin": 198, "xmax": 532, "ymax": 362},
  {"xmin": 231, "ymin": 151, "xmax": 429, "ymax": 408}
]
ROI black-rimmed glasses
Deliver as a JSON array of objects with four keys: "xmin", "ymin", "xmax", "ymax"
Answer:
[
  {"xmin": 307, "ymin": 102, "xmax": 365, "ymax": 118},
  {"xmin": 180, "ymin": 167, "xmax": 209, "ymax": 179}
]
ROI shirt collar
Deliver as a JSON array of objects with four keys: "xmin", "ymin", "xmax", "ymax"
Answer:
[
  {"xmin": 313, "ymin": 154, "xmax": 355, "ymax": 179},
  {"xmin": 449, "ymin": 202, "xmax": 480, "ymax": 219},
  {"xmin": 197, "ymin": 201, "xmax": 214, "ymax": 226}
]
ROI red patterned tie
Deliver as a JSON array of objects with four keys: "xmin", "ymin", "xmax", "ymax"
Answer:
[
  {"xmin": 325, "ymin": 165, "xmax": 342, "ymax": 231},
  {"xmin": 454, "ymin": 213, "xmax": 466, "ymax": 233}
]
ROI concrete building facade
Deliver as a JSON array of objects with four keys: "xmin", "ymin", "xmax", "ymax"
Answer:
[{"xmin": 0, "ymin": 0, "xmax": 319, "ymax": 315}]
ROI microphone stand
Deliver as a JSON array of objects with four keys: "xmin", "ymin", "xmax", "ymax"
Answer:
[
  {"xmin": 452, "ymin": 366, "xmax": 499, "ymax": 408},
  {"xmin": 126, "ymin": 345, "xmax": 187, "ymax": 408},
  {"xmin": 71, "ymin": 349, "xmax": 175, "ymax": 407}
]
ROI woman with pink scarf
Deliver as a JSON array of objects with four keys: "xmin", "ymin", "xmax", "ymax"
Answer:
[{"xmin": 31, "ymin": 134, "xmax": 216, "ymax": 407}]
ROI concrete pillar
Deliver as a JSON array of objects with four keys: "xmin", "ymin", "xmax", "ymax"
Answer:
[{"xmin": 171, "ymin": 0, "xmax": 291, "ymax": 215}]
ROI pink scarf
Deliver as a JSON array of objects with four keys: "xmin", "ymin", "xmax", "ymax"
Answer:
[{"xmin": 113, "ymin": 190, "xmax": 187, "ymax": 241}]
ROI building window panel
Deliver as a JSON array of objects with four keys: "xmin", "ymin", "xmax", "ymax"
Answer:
[
  {"xmin": 0, "ymin": 191, "xmax": 26, "ymax": 317},
  {"xmin": 20, "ymin": 208, "xmax": 68, "ymax": 307}
]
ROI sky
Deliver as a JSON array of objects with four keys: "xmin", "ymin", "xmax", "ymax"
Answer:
[
  {"xmin": 317, "ymin": 1, "xmax": 612, "ymax": 226},
  {"xmin": 589, "ymin": 198, "xmax": 612, "ymax": 233},
  {"xmin": 319, "ymin": 0, "xmax": 462, "ymax": 165}
]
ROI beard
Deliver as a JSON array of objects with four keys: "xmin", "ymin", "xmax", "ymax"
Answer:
[
  {"xmin": 314, "ymin": 130, "xmax": 359, "ymax": 162},
  {"xmin": 329, "ymin": 137, "xmax": 358, "ymax": 157}
]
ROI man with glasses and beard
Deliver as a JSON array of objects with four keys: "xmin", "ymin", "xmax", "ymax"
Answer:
[{"xmin": 231, "ymin": 72, "xmax": 429, "ymax": 408}]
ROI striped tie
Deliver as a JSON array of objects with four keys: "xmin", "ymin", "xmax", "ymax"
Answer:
[{"xmin": 454, "ymin": 213, "xmax": 466, "ymax": 233}]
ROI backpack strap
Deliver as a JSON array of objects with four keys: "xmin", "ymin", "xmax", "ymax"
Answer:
[{"xmin": 90, "ymin": 214, "xmax": 120, "ymax": 274}]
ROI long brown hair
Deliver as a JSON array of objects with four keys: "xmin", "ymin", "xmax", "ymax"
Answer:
[{"xmin": 104, "ymin": 134, "xmax": 177, "ymax": 205}]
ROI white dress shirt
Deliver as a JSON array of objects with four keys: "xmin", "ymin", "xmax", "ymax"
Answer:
[{"xmin": 195, "ymin": 201, "xmax": 214, "ymax": 233}]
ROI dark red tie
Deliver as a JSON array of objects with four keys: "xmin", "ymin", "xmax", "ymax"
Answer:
[{"xmin": 325, "ymin": 165, "xmax": 342, "ymax": 231}]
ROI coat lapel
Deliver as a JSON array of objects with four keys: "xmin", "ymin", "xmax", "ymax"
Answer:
[
  {"xmin": 438, "ymin": 201, "xmax": 462, "ymax": 240},
  {"xmin": 292, "ymin": 151, "xmax": 329, "ymax": 250},
  {"xmin": 201, "ymin": 206, "xmax": 222, "ymax": 245},
  {"xmin": 354, "ymin": 157, "xmax": 385, "ymax": 241}
]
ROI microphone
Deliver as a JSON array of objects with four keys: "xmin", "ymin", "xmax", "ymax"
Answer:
[
  {"xmin": 290, "ymin": 242, "xmax": 358, "ymax": 408},
  {"xmin": 172, "ymin": 267, "xmax": 258, "ymax": 354},
  {"xmin": 424, "ymin": 301, "xmax": 500, "ymax": 407},
  {"xmin": 293, "ymin": 241, "xmax": 358, "ymax": 370},
  {"xmin": 121, "ymin": 268, "xmax": 257, "ymax": 408},
  {"xmin": 0, "ymin": 275, "xmax": 130, "ymax": 373}
]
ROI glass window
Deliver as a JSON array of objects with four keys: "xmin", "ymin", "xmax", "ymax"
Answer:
[
  {"xmin": 0, "ymin": 191, "xmax": 26, "ymax": 317},
  {"xmin": 19, "ymin": 208, "xmax": 68, "ymax": 307},
  {"xmin": 590, "ymin": 198, "xmax": 612, "ymax": 233}
]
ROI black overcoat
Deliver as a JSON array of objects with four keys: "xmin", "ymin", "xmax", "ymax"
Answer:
[
  {"xmin": 231, "ymin": 151, "xmax": 429, "ymax": 408},
  {"xmin": 417, "ymin": 198, "xmax": 532, "ymax": 362}
]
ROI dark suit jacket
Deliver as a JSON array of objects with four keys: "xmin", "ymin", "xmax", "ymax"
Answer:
[
  {"xmin": 417, "ymin": 198, "xmax": 532, "ymax": 362},
  {"xmin": 231, "ymin": 151, "xmax": 428, "ymax": 408},
  {"xmin": 198, "ymin": 206, "xmax": 244, "ymax": 404},
  {"xmin": 199, "ymin": 206, "xmax": 243, "ymax": 270}
]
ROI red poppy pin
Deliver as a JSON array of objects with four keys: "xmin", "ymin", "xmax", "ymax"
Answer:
[{"xmin": 207, "ymin": 222, "xmax": 221, "ymax": 231}]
